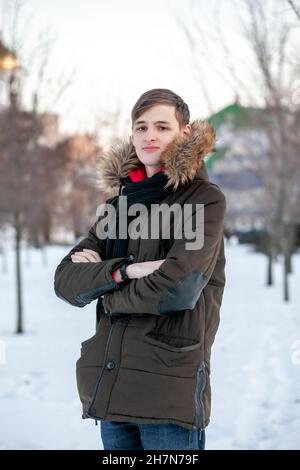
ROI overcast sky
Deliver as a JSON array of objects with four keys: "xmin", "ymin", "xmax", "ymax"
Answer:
[{"xmin": 0, "ymin": 0, "xmax": 296, "ymax": 142}]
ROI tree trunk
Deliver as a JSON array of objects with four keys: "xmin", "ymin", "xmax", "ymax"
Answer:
[
  {"xmin": 282, "ymin": 223, "xmax": 296, "ymax": 301},
  {"xmin": 41, "ymin": 205, "xmax": 51, "ymax": 244},
  {"xmin": 15, "ymin": 213, "xmax": 24, "ymax": 334},
  {"xmin": 286, "ymin": 251, "xmax": 292, "ymax": 274},
  {"xmin": 264, "ymin": 230, "xmax": 274, "ymax": 286},
  {"xmin": 286, "ymin": 223, "xmax": 296, "ymax": 275},
  {"xmin": 267, "ymin": 251, "xmax": 273, "ymax": 286},
  {"xmin": 283, "ymin": 250, "xmax": 290, "ymax": 302}
]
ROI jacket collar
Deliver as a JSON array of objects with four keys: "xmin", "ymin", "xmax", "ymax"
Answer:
[{"xmin": 97, "ymin": 119, "xmax": 215, "ymax": 196}]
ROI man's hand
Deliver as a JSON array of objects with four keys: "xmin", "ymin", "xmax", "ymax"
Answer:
[
  {"xmin": 71, "ymin": 248, "xmax": 102, "ymax": 263},
  {"xmin": 126, "ymin": 260, "xmax": 165, "ymax": 279},
  {"xmin": 112, "ymin": 260, "xmax": 165, "ymax": 284}
]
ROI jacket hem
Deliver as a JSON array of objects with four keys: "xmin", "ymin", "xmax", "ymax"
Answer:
[{"xmin": 83, "ymin": 410, "xmax": 207, "ymax": 432}]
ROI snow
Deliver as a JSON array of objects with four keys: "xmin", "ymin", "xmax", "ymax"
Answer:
[
  {"xmin": 0, "ymin": 243, "xmax": 300, "ymax": 450},
  {"xmin": 209, "ymin": 243, "xmax": 300, "ymax": 450}
]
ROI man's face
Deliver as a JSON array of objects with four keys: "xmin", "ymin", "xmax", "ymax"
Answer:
[{"xmin": 131, "ymin": 104, "xmax": 191, "ymax": 170}]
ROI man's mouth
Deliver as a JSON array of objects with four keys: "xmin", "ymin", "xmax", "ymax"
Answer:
[{"xmin": 143, "ymin": 146, "xmax": 160, "ymax": 152}]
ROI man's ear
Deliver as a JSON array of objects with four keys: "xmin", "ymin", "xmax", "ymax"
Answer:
[{"xmin": 183, "ymin": 124, "xmax": 192, "ymax": 136}]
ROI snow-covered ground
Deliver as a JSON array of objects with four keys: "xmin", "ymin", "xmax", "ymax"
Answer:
[{"xmin": 0, "ymin": 242, "xmax": 299, "ymax": 450}]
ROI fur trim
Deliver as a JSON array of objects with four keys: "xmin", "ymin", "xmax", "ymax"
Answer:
[{"xmin": 96, "ymin": 119, "xmax": 215, "ymax": 195}]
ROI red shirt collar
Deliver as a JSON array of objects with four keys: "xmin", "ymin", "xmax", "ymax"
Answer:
[{"xmin": 128, "ymin": 164, "xmax": 165, "ymax": 182}]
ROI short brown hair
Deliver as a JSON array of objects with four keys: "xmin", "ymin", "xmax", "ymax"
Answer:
[{"xmin": 131, "ymin": 88, "xmax": 190, "ymax": 129}]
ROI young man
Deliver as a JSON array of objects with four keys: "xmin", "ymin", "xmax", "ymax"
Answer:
[{"xmin": 54, "ymin": 89, "xmax": 226, "ymax": 450}]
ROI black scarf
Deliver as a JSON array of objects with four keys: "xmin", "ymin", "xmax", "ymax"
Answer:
[{"xmin": 104, "ymin": 171, "xmax": 174, "ymax": 260}]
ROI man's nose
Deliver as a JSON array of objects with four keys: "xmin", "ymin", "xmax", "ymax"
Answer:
[{"xmin": 144, "ymin": 128, "xmax": 158, "ymax": 141}]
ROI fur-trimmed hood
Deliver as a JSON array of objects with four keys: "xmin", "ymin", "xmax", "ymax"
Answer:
[{"xmin": 97, "ymin": 119, "xmax": 216, "ymax": 196}]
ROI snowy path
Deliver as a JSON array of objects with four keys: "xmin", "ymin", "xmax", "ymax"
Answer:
[{"xmin": 0, "ymin": 243, "xmax": 299, "ymax": 449}]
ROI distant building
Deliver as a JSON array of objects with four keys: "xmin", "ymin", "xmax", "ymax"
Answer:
[
  {"xmin": 38, "ymin": 113, "xmax": 61, "ymax": 147},
  {"xmin": 0, "ymin": 35, "xmax": 60, "ymax": 146},
  {"xmin": 206, "ymin": 102, "xmax": 271, "ymax": 231},
  {"xmin": 0, "ymin": 38, "xmax": 21, "ymax": 108},
  {"xmin": 0, "ymin": 38, "xmax": 20, "ymax": 71}
]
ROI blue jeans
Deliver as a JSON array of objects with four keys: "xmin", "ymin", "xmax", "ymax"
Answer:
[{"xmin": 100, "ymin": 420, "xmax": 205, "ymax": 450}]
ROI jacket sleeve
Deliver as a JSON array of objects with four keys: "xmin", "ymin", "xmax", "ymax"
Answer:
[
  {"xmin": 102, "ymin": 186, "xmax": 226, "ymax": 317},
  {"xmin": 54, "ymin": 217, "xmax": 131, "ymax": 308}
]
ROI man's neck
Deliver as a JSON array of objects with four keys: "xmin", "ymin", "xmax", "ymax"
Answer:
[{"xmin": 145, "ymin": 165, "xmax": 162, "ymax": 178}]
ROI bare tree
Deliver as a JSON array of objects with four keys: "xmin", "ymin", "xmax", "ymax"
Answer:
[
  {"xmin": 172, "ymin": 0, "xmax": 300, "ymax": 301},
  {"xmin": 239, "ymin": 0, "xmax": 300, "ymax": 301},
  {"xmin": 0, "ymin": 0, "xmax": 73, "ymax": 333}
]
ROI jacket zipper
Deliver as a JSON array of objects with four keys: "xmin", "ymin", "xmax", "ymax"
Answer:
[
  {"xmin": 86, "ymin": 316, "xmax": 116, "ymax": 421},
  {"xmin": 194, "ymin": 362, "xmax": 206, "ymax": 429},
  {"xmin": 86, "ymin": 254, "xmax": 134, "ymax": 423}
]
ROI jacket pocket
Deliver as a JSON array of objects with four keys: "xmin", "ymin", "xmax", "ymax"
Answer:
[
  {"xmin": 144, "ymin": 332, "xmax": 201, "ymax": 353},
  {"xmin": 143, "ymin": 332, "xmax": 201, "ymax": 374}
]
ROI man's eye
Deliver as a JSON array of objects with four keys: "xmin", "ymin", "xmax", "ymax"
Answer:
[{"xmin": 136, "ymin": 126, "xmax": 168, "ymax": 131}]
